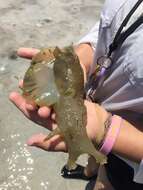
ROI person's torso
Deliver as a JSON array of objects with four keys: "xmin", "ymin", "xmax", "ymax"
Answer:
[
  {"xmin": 90, "ymin": 0, "xmax": 143, "ymax": 182},
  {"xmin": 91, "ymin": 0, "xmax": 143, "ymax": 120}
]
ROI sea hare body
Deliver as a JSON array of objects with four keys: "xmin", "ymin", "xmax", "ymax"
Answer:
[
  {"xmin": 22, "ymin": 48, "xmax": 60, "ymax": 106},
  {"xmin": 22, "ymin": 46, "xmax": 106, "ymax": 170}
]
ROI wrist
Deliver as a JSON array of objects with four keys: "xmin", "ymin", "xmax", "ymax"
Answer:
[
  {"xmin": 95, "ymin": 112, "xmax": 112, "ymax": 147},
  {"xmin": 91, "ymin": 104, "xmax": 110, "ymax": 146},
  {"xmin": 99, "ymin": 115, "xmax": 123, "ymax": 155}
]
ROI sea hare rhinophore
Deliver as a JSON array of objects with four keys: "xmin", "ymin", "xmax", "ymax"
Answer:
[{"xmin": 22, "ymin": 46, "xmax": 107, "ymax": 170}]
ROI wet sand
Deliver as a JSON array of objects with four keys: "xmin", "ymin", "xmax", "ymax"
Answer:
[{"xmin": 0, "ymin": 0, "xmax": 104, "ymax": 189}]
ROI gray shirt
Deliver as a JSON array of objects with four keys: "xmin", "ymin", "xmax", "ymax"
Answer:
[{"xmin": 79, "ymin": 0, "xmax": 143, "ymax": 184}]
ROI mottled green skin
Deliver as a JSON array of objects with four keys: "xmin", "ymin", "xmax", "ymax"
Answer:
[
  {"xmin": 22, "ymin": 46, "xmax": 106, "ymax": 170},
  {"xmin": 23, "ymin": 48, "xmax": 60, "ymax": 106}
]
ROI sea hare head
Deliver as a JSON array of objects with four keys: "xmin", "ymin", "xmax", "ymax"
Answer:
[
  {"xmin": 22, "ymin": 48, "xmax": 60, "ymax": 107},
  {"xmin": 53, "ymin": 46, "xmax": 84, "ymax": 97}
]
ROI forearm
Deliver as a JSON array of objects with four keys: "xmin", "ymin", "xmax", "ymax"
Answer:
[
  {"xmin": 74, "ymin": 44, "xmax": 143, "ymax": 163},
  {"xmin": 112, "ymin": 119, "xmax": 143, "ymax": 163},
  {"xmin": 74, "ymin": 43, "xmax": 94, "ymax": 78}
]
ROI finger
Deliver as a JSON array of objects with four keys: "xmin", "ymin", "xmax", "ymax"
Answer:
[
  {"xmin": 9, "ymin": 92, "xmax": 30, "ymax": 116},
  {"xmin": 27, "ymin": 133, "xmax": 67, "ymax": 152},
  {"xmin": 51, "ymin": 112, "xmax": 56, "ymax": 120},
  {"xmin": 38, "ymin": 107, "xmax": 52, "ymax": 118},
  {"xmin": 10, "ymin": 91, "xmax": 56, "ymax": 131},
  {"xmin": 9, "ymin": 92, "xmax": 53, "ymax": 121},
  {"xmin": 17, "ymin": 48, "xmax": 39, "ymax": 59},
  {"xmin": 18, "ymin": 79, "xmax": 52, "ymax": 116},
  {"xmin": 18, "ymin": 79, "xmax": 23, "ymax": 89},
  {"xmin": 18, "ymin": 80, "xmax": 37, "ymax": 111},
  {"xmin": 9, "ymin": 92, "xmax": 37, "ymax": 113}
]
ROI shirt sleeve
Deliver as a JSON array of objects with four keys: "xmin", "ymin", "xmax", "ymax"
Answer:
[
  {"xmin": 117, "ymin": 156, "xmax": 143, "ymax": 184},
  {"xmin": 133, "ymin": 160, "xmax": 143, "ymax": 184},
  {"xmin": 77, "ymin": 22, "xmax": 100, "ymax": 50}
]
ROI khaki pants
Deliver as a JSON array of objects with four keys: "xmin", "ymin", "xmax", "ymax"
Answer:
[{"xmin": 85, "ymin": 156, "xmax": 115, "ymax": 190}]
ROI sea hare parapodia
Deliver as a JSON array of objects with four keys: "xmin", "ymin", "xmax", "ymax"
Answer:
[{"xmin": 22, "ymin": 46, "xmax": 107, "ymax": 170}]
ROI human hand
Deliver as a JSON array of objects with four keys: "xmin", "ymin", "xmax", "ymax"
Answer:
[
  {"xmin": 10, "ymin": 48, "xmax": 68, "ymax": 152},
  {"xmin": 9, "ymin": 48, "xmax": 108, "ymax": 153}
]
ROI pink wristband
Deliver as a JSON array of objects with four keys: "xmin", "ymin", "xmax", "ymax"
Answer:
[{"xmin": 99, "ymin": 115, "xmax": 122, "ymax": 155}]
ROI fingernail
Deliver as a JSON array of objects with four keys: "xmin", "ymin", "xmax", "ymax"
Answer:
[
  {"xmin": 26, "ymin": 102, "xmax": 38, "ymax": 111},
  {"xmin": 27, "ymin": 139, "xmax": 34, "ymax": 146},
  {"xmin": 9, "ymin": 92, "xmax": 17, "ymax": 100},
  {"xmin": 26, "ymin": 104, "xmax": 35, "ymax": 110}
]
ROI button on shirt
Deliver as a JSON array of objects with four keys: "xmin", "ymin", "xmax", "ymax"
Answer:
[{"xmin": 79, "ymin": 0, "xmax": 143, "ymax": 184}]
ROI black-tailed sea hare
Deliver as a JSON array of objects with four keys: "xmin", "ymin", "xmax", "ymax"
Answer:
[{"xmin": 22, "ymin": 46, "xmax": 106, "ymax": 170}]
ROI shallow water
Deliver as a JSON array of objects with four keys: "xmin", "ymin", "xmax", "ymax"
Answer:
[{"xmin": 0, "ymin": 0, "xmax": 104, "ymax": 189}]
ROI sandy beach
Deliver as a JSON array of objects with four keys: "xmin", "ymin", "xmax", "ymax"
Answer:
[{"xmin": 0, "ymin": 0, "xmax": 104, "ymax": 189}]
